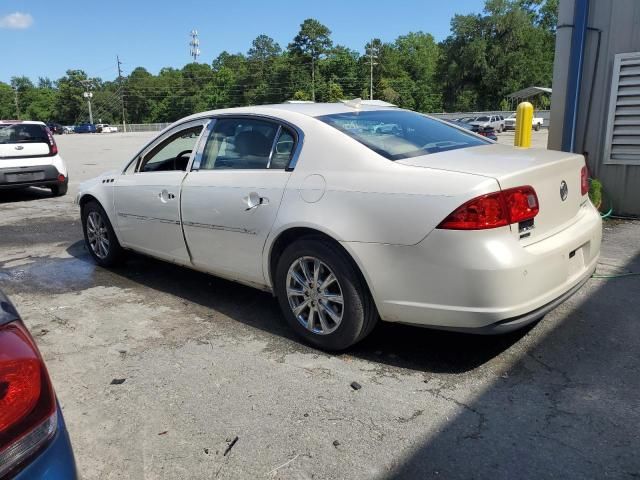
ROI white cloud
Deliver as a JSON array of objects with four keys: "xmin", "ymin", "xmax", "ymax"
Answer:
[{"xmin": 0, "ymin": 12, "xmax": 34, "ymax": 29}]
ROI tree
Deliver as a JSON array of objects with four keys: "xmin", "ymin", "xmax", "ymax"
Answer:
[
  {"xmin": 54, "ymin": 70, "xmax": 90, "ymax": 124},
  {"xmin": 288, "ymin": 19, "xmax": 333, "ymax": 101},
  {"xmin": 438, "ymin": 0, "xmax": 557, "ymax": 111},
  {"xmin": 0, "ymin": 82, "xmax": 16, "ymax": 118}
]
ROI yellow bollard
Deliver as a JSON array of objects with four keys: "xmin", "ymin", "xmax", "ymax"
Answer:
[{"xmin": 514, "ymin": 101, "xmax": 533, "ymax": 148}]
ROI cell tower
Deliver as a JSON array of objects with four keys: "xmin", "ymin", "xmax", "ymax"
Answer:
[{"xmin": 189, "ymin": 29, "xmax": 200, "ymax": 62}]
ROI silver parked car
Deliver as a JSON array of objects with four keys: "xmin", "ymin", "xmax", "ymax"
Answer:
[{"xmin": 469, "ymin": 114, "xmax": 505, "ymax": 133}]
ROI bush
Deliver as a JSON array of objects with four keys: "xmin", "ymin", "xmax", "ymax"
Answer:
[{"xmin": 589, "ymin": 178, "xmax": 603, "ymax": 208}]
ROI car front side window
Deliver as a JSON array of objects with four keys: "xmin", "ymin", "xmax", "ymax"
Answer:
[{"xmin": 138, "ymin": 126, "xmax": 203, "ymax": 173}]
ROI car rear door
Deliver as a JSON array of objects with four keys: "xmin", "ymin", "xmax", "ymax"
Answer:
[
  {"xmin": 113, "ymin": 119, "xmax": 208, "ymax": 263},
  {"xmin": 180, "ymin": 116, "xmax": 299, "ymax": 286}
]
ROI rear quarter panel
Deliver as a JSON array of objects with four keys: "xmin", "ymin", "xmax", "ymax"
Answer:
[{"xmin": 265, "ymin": 118, "xmax": 500, "ymax": 285}]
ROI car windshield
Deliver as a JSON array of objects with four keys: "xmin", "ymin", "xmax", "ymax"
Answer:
[
  {"xmin": 318, "ymin": 110, "xmax": 489, "ymax": 160},
  {"xmin": 0, "ymin": 124, "xmax": 48, "ymax": 144},
  {"xmin": 475, "ymin": 116, "xmax": 490, "ymax": 121}
]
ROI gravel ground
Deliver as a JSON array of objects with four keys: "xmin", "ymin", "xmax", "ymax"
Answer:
[{"xmin": 0, "ymin": 130, "xmax": 638, "ymax": 479}]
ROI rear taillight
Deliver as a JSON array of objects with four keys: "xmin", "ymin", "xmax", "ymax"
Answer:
[
  {"xmin": 581, "ymin": 165, "xmax": 589, "ymax": 196},
  {"xmin": 45, "ymin": 129, "xmax": 58, "ymax": 156},
  {"xmin": 503, "ymin": 186, "xmax": 539, "ymax": 224},
  {"xmin": 437, "ymin": 186, "xmax": 539, "ymax": 230},
  {"xmin": 0, "ymin": 321, "xmax": 57, "ymax": 478}
]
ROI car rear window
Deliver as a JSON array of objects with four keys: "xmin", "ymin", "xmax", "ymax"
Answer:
[
  {"xmin": 318, "ymin": 110, "xmax": 489, "ymax": 160},
  {"xmin": 0, "ymin": 124, "xmax": 48, "ymax": 144}
]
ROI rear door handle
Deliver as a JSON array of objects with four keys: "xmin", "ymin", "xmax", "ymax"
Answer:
[{"xmin": 244, "ymin": 192, "xmax": 269, "ymax": 211}]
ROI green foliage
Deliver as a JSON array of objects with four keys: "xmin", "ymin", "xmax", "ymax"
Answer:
[
  {"xmin": 439, "ymin": 0, "xmax": 557, "ymax": 110},
  {"xmin": 0, "ymin": 0, "xmax": 557, "ymax": 123},
  {"xmin": 589, "ymin": 178, "xmax": 603, "ymax": 208}
]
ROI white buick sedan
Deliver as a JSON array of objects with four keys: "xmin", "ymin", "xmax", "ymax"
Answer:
[{"xmin": 77, "ymin": 103, "xmax": 602, "ymax": 350}]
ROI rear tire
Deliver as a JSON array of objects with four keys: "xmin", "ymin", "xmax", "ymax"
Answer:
[
  {"xmin": 275, "ymin": 236, "xmax": 378, "ymax": 351},
  {"xmin": 51, "ymin": 180, "xmax": 68, "ymax": 196},
  {"xmin": 81, "ymin": 200, "xmax": 124, "ymax": 267}
]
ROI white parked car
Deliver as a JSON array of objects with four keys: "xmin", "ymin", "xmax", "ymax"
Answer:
[
  {"xmin": 76, "ymin": 103, "xmax": 602, "ymax": 350},
  {"xmin": 469, "ymin": 114, "xmax": 505, "ymax": 132},
  {"xmin": 504, "ymin": 112, "xmax": 544, "ymax": 131},
  {"xmin": 0, "ymin": 121, "xmax": 68, "ymax": 195},
  {"xmin": 96, "ymin": 124, "xmax": 118, "ymax": 133}
]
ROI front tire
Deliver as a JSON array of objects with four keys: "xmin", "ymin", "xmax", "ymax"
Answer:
[
  {"xmin": 275, "ymin": 237, "xmax": 378, "ymax": 351},
  {"xmin": 81, "ymin": 200, "xmax": 124, "ymax": 267}
]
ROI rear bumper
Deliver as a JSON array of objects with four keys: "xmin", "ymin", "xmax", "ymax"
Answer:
[
  {"xmin": 13, "ymin": 406, "xmax": 78, "ymax": 480},
  {"xmin": 428, "ymin": 269, "xmax": 593, "ymax": 334},
  {"xmin": 0, "ymin": 165, "xmax": 64, "ymax": 189},
  {"xmin": 343, "ymin": 201, "xmax": 602, "ymax": 332}
]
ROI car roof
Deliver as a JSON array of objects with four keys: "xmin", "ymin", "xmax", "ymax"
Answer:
[
  {"xmin": 0, "ymin": 120, "xmax": 46, "ymax": 126},
  {"xmin": 186, "ymin": 102, "xmax": 399, "ymax": 122}
]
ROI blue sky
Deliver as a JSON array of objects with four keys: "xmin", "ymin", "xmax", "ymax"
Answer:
[{"xmin": 0, "ymin": 0, "xmax": 485, "ymax": 83}]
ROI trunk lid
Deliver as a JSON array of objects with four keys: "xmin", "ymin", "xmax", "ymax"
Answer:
[
  {"xmin": 0, "ymin": 142, "xmax": 50, "ymax": 158},
  {"xmin": 397, "ymin": 144, "xmax": 588, "ymax": 243}
]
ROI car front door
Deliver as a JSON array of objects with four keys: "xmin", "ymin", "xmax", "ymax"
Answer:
[
  {"xmin": 114, "ymin": 119, "xmax": 208, "ymax": 263},
  {"xmin": 180, "ymin": 116, "xmax": 299, "ymax": 287}
]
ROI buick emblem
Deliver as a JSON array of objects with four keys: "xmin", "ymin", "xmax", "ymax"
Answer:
[{"xmin": 560, "ymin": 180, "xmax": 568, "ymax": 201}]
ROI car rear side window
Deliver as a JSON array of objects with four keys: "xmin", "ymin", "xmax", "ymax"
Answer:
[
  {"xmin": 199, "ymin": 118, "xmax": 281, "ymax": 170},
  {"xmin": 0, "ymin": 124, "xmax": 48, "ymax": 144},
  {"xmin": 318, "ymin": 110, "xmax": 489, "ymax": 160}
]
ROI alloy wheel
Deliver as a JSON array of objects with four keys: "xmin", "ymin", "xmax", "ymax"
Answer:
[
  {"xmin": 286, "ymin": 256, "xmax": 344, "ymax": 335},
  {"xmin": 86, "ymin": 211, "xmax": 110, "ymax": 259}
]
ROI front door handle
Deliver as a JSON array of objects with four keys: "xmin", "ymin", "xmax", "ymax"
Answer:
[
  {"xmin": 244, "ymin": 192, "xmax": 269, "ymax": 211},
  {"xmin": 158, "ymin": 189, "xmax": 176, "ymax": 203}
]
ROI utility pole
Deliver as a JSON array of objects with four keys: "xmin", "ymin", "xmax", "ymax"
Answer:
[
  {"xmin": 367, "ymin": 39, "xmax": 378, "ymax": 101},
  {"xmin": 117, "ymin": 55, "xmax": 127, "ymax": 132},
  {"xmin": 13, "ymin": 86, "xmax": 20, "ymax": 119},
  {"xmin": 311, "ymin": 55, "xmax": 315, "ymax": 102},
  {"xmin": 83, "ymin": 90, "xmax": 94, "ymax": 124},
  {"xmin": 189, "ymin": 29, "xmax": 200, "ymax": 62}
]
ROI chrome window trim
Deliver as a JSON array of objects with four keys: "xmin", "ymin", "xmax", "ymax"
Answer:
[
  {"xmin": 188, "ymin": 113, "xmax": 305, "ymax": 172},
  {"xmin": 266, "ymin": 125, "xmax": 282, "ymax": 169},
  {"xmin": 121, "ymin": 118, "xmax": 210, "ymax": 174},
  {"xmin": 190, "ymin": 119, "xmax": 216, "ymax": 171}
]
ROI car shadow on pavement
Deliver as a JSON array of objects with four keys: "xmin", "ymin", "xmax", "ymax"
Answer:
[
  {"xmin": 0, "ymin": 187, "xmax": 55, "ymax": 203},
  {"xmin": 382, "ymin": 249, "xmax": 640, "ymax": 479},
  {"xmin": 66, "ymin": 240, "xmax": 528, "ymax": 374}
]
